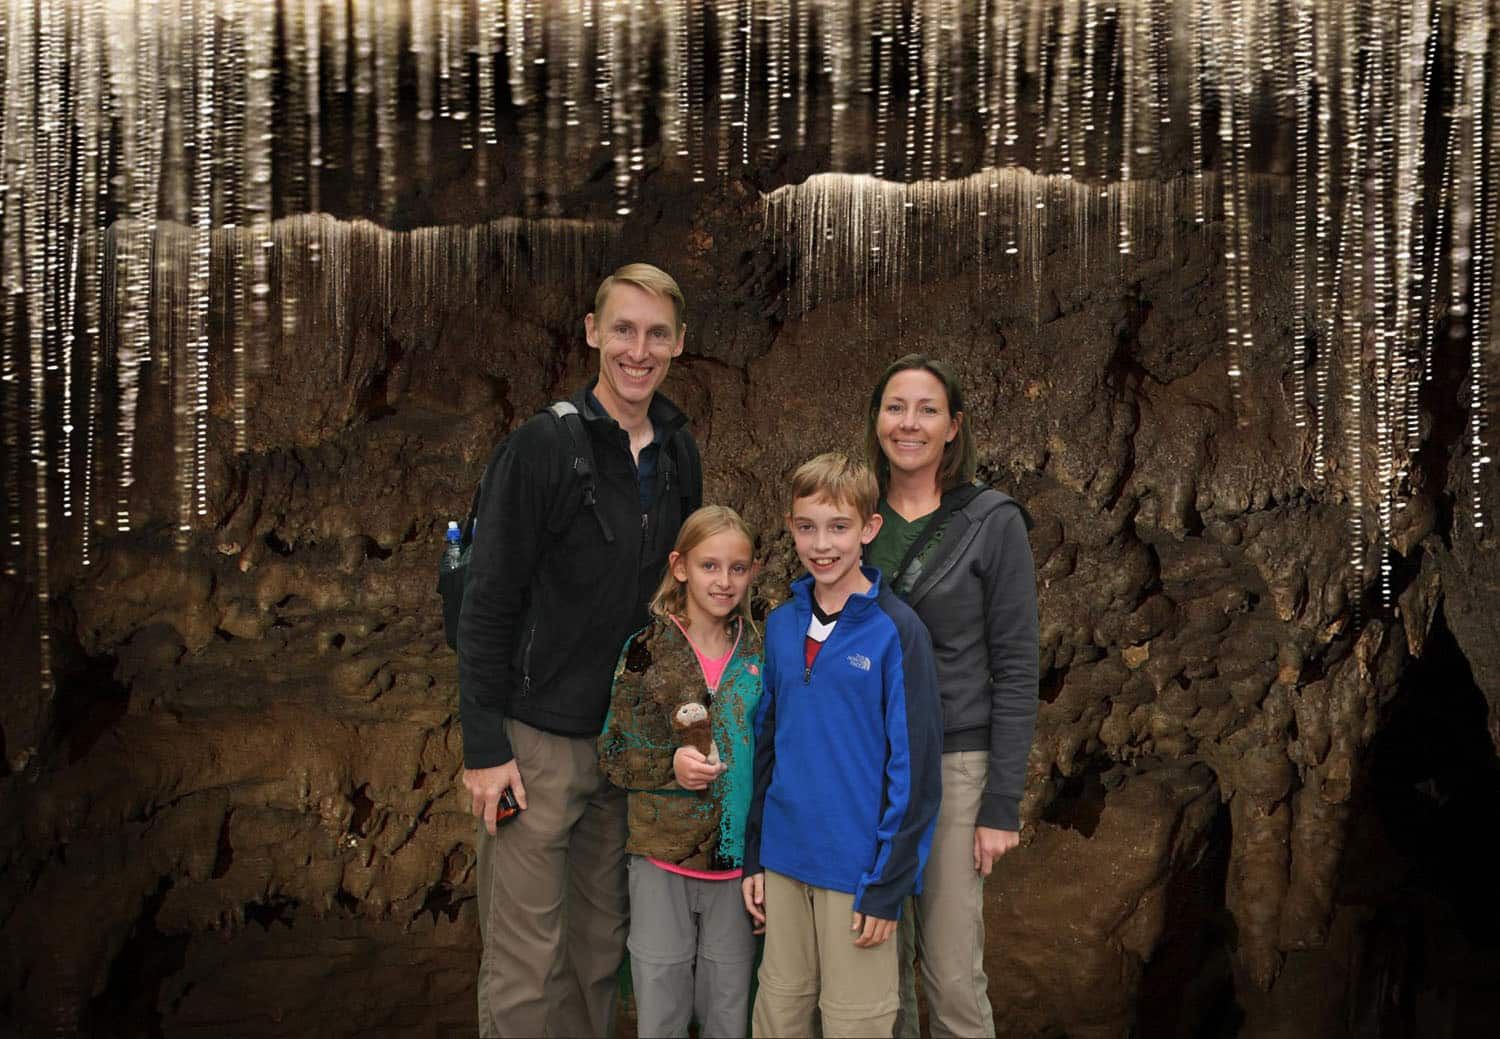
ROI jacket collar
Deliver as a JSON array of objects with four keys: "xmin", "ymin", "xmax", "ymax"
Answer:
[
  {"xmin": 656, "ymin": 615, "xmax": 758, "ymax": 689},
  {"xmin": 904, "ymin": 488, "xmax": 1028, "ymax": 606},
  {"xmin": 789, "ymin": 566, "xmax": 884, "ymax": 620},
  {"xmin": 574, "ymin": 378, "xmax": 690, "ymax": 442}
]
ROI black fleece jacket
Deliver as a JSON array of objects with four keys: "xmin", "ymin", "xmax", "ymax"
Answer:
[{"xmin": 457, "ymin": 383, "xmax": 701, "ymax": 768}]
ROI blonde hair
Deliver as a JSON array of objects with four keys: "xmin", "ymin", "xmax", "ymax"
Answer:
[
  {"xmin": 788, "ymin": 452, "xmax": 879, "ymax": 521},
  {"xmin": 594, "ymin": 262, "xmax": 687, "ymax": 331},
  {"xmin": 649, "ymin": 506, "xmax": 758, "ymax": 631}
]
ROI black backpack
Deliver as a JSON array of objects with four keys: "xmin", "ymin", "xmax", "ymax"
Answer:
[{"xmin": 437, "ymin": 402, "xmax": 608, "ymax": 651}]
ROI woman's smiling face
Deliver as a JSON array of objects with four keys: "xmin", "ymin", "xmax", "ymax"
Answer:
[{"xmin": 876, "ymin": 368, "xmax": 960, "ymax": 481}]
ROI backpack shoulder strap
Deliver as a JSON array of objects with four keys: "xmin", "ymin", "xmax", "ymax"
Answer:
[
  {"xmin": 462, "ymin": 401, "xmax": 617, "ymax": 548},
  {"xmin": 548, "ymin": 401, "xmax": 615, "ymax": 544}
]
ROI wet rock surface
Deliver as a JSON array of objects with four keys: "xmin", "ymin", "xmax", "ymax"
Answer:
[{"xmin": 3, "ymin": 177, "xmax": 1498, "ymax": 1037}]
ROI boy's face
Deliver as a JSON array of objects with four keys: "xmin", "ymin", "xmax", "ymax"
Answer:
[{"xmin": 787, "ymin": 495, "xmax": 883, "ymax": 594}]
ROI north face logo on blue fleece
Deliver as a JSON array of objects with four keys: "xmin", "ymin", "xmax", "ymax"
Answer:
[{"xmin": 846, "ymin": 653, "xmax": 872, "ymax": 672}]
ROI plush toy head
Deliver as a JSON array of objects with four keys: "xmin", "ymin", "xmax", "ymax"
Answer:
[{"xmin": 672, "ymin": 701, "xmax": 719, "ymax": 765}]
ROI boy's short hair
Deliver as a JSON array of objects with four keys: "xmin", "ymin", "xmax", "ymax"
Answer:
[
  {"xmin": 594, "ymin": 262, "xmax": 687, "ymax": 331},
  {"xmin": 788, "ymin": 453, "xmax": 880, "ymax": 521}
]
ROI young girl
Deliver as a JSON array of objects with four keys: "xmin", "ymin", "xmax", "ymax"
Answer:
[{"xmin": 597, "ymin": 505, "xmax": 763, "ymax": 1039}]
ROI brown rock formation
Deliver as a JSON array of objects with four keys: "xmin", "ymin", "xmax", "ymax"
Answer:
[{"xmin": 2, "ymin": 176, "xmax": 1496, "ymax": 1037}]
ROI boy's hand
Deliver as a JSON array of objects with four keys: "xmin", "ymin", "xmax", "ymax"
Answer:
[
  {"xmin": 742, "ymin": 873, "xmax": 766, "ymax": 934},
  {"xmin": 850, "ymin": 912, "xmax": 896, "ymax": 948},
  {"xmin": 673, "ymin": 746, "xmax": 726, "ymax": 790},
  {"xmin": 973, "ymin": 826, "xmax": 1020, "ymax": 876}
]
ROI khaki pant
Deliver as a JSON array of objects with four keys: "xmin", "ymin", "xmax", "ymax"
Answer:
[
  {"xmin": 895, "ymin": 750, "xmax": 994, "ymax": 1038},
  {"xmin": 476, "ymin": 719, "xmax": 628, "ymax": 1038},
  {"xmin": 751, "ymin": 871, "xmax": 899, "ymax": 1038}
]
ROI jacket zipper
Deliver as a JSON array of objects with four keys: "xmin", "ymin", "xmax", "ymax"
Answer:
[
  {"xmin": 521, "ymin": 623, "xmax": 537, "ymax": 696},
  {"xmin": 803, "ymin": 610, "xmax": 818, "ymax": 684},
  {"xmin": 804, "ymin": 598, "xmax": 845, "ymax": 684}
]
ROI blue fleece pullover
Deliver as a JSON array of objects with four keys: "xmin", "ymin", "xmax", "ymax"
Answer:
[{"xmin": 741, "ymin": 567, "xmax": 944, "ymax": 921}]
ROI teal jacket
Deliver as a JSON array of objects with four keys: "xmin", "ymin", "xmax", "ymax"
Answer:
[{"xmin": 598, "ymin": 616, "xmax": 763, "ymax": 871}]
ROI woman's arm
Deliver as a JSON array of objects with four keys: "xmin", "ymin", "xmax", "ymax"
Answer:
[{"xmin": 978, "ymin": 506, "xmax": 1040, "ymax": 832}]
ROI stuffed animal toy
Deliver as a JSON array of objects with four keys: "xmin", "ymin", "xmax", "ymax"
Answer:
[{"xmin": 672, "ymin": 701, "xmax": 720, "ymax": 767}]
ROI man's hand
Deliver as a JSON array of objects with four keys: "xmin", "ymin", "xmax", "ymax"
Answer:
[
  {"xmin": 850, "ymin": 912, "xmax": 896, "ymax": 948},
  {"xmin": 973, "ymin": 826, "xmax": 1020, "ymax": 876},
  {"xmin": 463, "ymin": 761, "xmax": 527, "ymax": 836},
  {"xmin": 741, "ymin": 873, "xmax": 766, "ymax": 935},
  {"xmin": 673, "ymin": 746, "xmax": 726, "ymax": 790}
]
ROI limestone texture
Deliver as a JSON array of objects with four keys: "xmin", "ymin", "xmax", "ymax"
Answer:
[{"xmin": 2, "ymin": 177, "xmax": 1497, "ymax": 1037}]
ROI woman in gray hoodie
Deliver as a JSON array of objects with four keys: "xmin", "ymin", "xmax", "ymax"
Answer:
[{"xmin": 864, "ymin": 354, "xmax": 1039, "ymax": 1039}]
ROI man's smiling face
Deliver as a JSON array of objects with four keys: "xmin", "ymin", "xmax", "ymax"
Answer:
[{"xmin": 585, "ymin": 282, "xmax": 685, "ymax": 415}]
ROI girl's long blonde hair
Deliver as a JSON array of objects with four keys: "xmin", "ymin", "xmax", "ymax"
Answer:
[{"xmin": 649, "ymin": 505, "xmax": 758, "ymax": 632}]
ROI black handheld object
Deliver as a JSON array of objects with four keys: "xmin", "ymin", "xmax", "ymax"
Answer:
[{"xmin": 495, "ymin": 788, "xmax": 521, "ymax": 826}]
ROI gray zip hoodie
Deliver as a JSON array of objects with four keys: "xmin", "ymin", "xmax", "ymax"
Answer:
[{"xmin": 889, "ymin": 486, "xmax": 1039, "ymax": 831}]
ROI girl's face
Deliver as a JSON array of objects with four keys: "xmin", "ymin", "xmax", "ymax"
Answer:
[
  {"xmin": 670, "ymin": 529, "xmax": 756, "ymax": 625},
  {"xmin": 876, "ymin": 369, "xmax": 960, "ymax": 481}
]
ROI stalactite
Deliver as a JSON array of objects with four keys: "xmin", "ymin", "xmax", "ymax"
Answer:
[
  {"xmin": 609, "ymin": 0, "xmax": 630, "ymax": 216},
  {"xmin": 1293, "ymin": 0, "xmax": 1312, "ymax": 437},
  {"xmin": 872, "ymin": 0, "xmax": 891, "ymax": 179},
  {"xmin": 767, "ymin": 0, "xmax": 783, "ymax": 161},
  {"xmin": 373, "ymin": 0, "xmax": 397, "ymax": 225},
  {"xmin": 192, "ymin": 0, "xmax": 215, "ymax": 526},
  {"xmin": 78, "ymin": 0, "xmax": 106, "ymax": 568},
  {"xmin": 0, "ymin": 0, "xmax": 1495, "ymax": 693},
  {"xmin": 740, "ymin": 0, "xmax": 753, "ymax": 171},
  {"xmin": 1456, "ymin": 0, "xmax": 1493, "ymax": 528},
  {"xmin": 1119, "ymin": 1, "xmax": 1134, "ymax": 256},
  {"xmin": 414, "ymin": 0, "xmax": 435, "ymax": 174},
  {"xmin": 669, "ymin": 0, "xmax": 687, "ymax": 166},
  {"xmin": 689, "ymin": 0, "xmax": 705, "ymax": 182},
  {"xmin": 1313, "ymin": 0, "xmax": 1336, "ymax": 474},
  {"xmin": 717, "ymin": 0, "xmax": 734, "ymax": 178}
]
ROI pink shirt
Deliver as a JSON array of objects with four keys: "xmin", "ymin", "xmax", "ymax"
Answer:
[{"xmin": 668, "ymin": 614, "xmax": 739, "ymax": 691}]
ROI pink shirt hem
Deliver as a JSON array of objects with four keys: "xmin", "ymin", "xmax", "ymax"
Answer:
[{"xmin": 647, "ymin": 858, "xmax": 743, "ymax": 881}]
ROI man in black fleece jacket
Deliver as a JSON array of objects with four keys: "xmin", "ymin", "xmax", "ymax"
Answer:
[{"xmin": 458, "ymin": 263, "xmax": 702, "ymax": 1038}]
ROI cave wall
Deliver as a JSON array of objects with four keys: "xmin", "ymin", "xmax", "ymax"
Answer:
[{"xmin": 3, "ymin": 168, "xmax": 1499, "ymax": 1038}]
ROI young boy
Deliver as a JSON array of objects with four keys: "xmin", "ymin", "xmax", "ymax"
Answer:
[{"xmin": 741, "ymin": 452, "xmax": 943, "ymax": 1038}]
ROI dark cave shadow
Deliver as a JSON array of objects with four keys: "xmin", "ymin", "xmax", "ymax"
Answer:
[
  {"xmin": 1345, "ymin": 602, "xmax": 1500, "ymax": 1039},
  {"xmin": 1135, "ymin": 795, "xmax": 1242, "ymax": 1039}
]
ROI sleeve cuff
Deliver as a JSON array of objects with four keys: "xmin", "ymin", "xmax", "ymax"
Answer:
[
  {"xmin": 977, "ymin": 792, "xmax": 1020, "ymax": 832},
  {"xmin": 852, "ymin": 887, "xmax": 904, "ymax": 921},
  {"xmin": 462, "ymin": 734, "xmax": 515, "ymax": 770}
]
